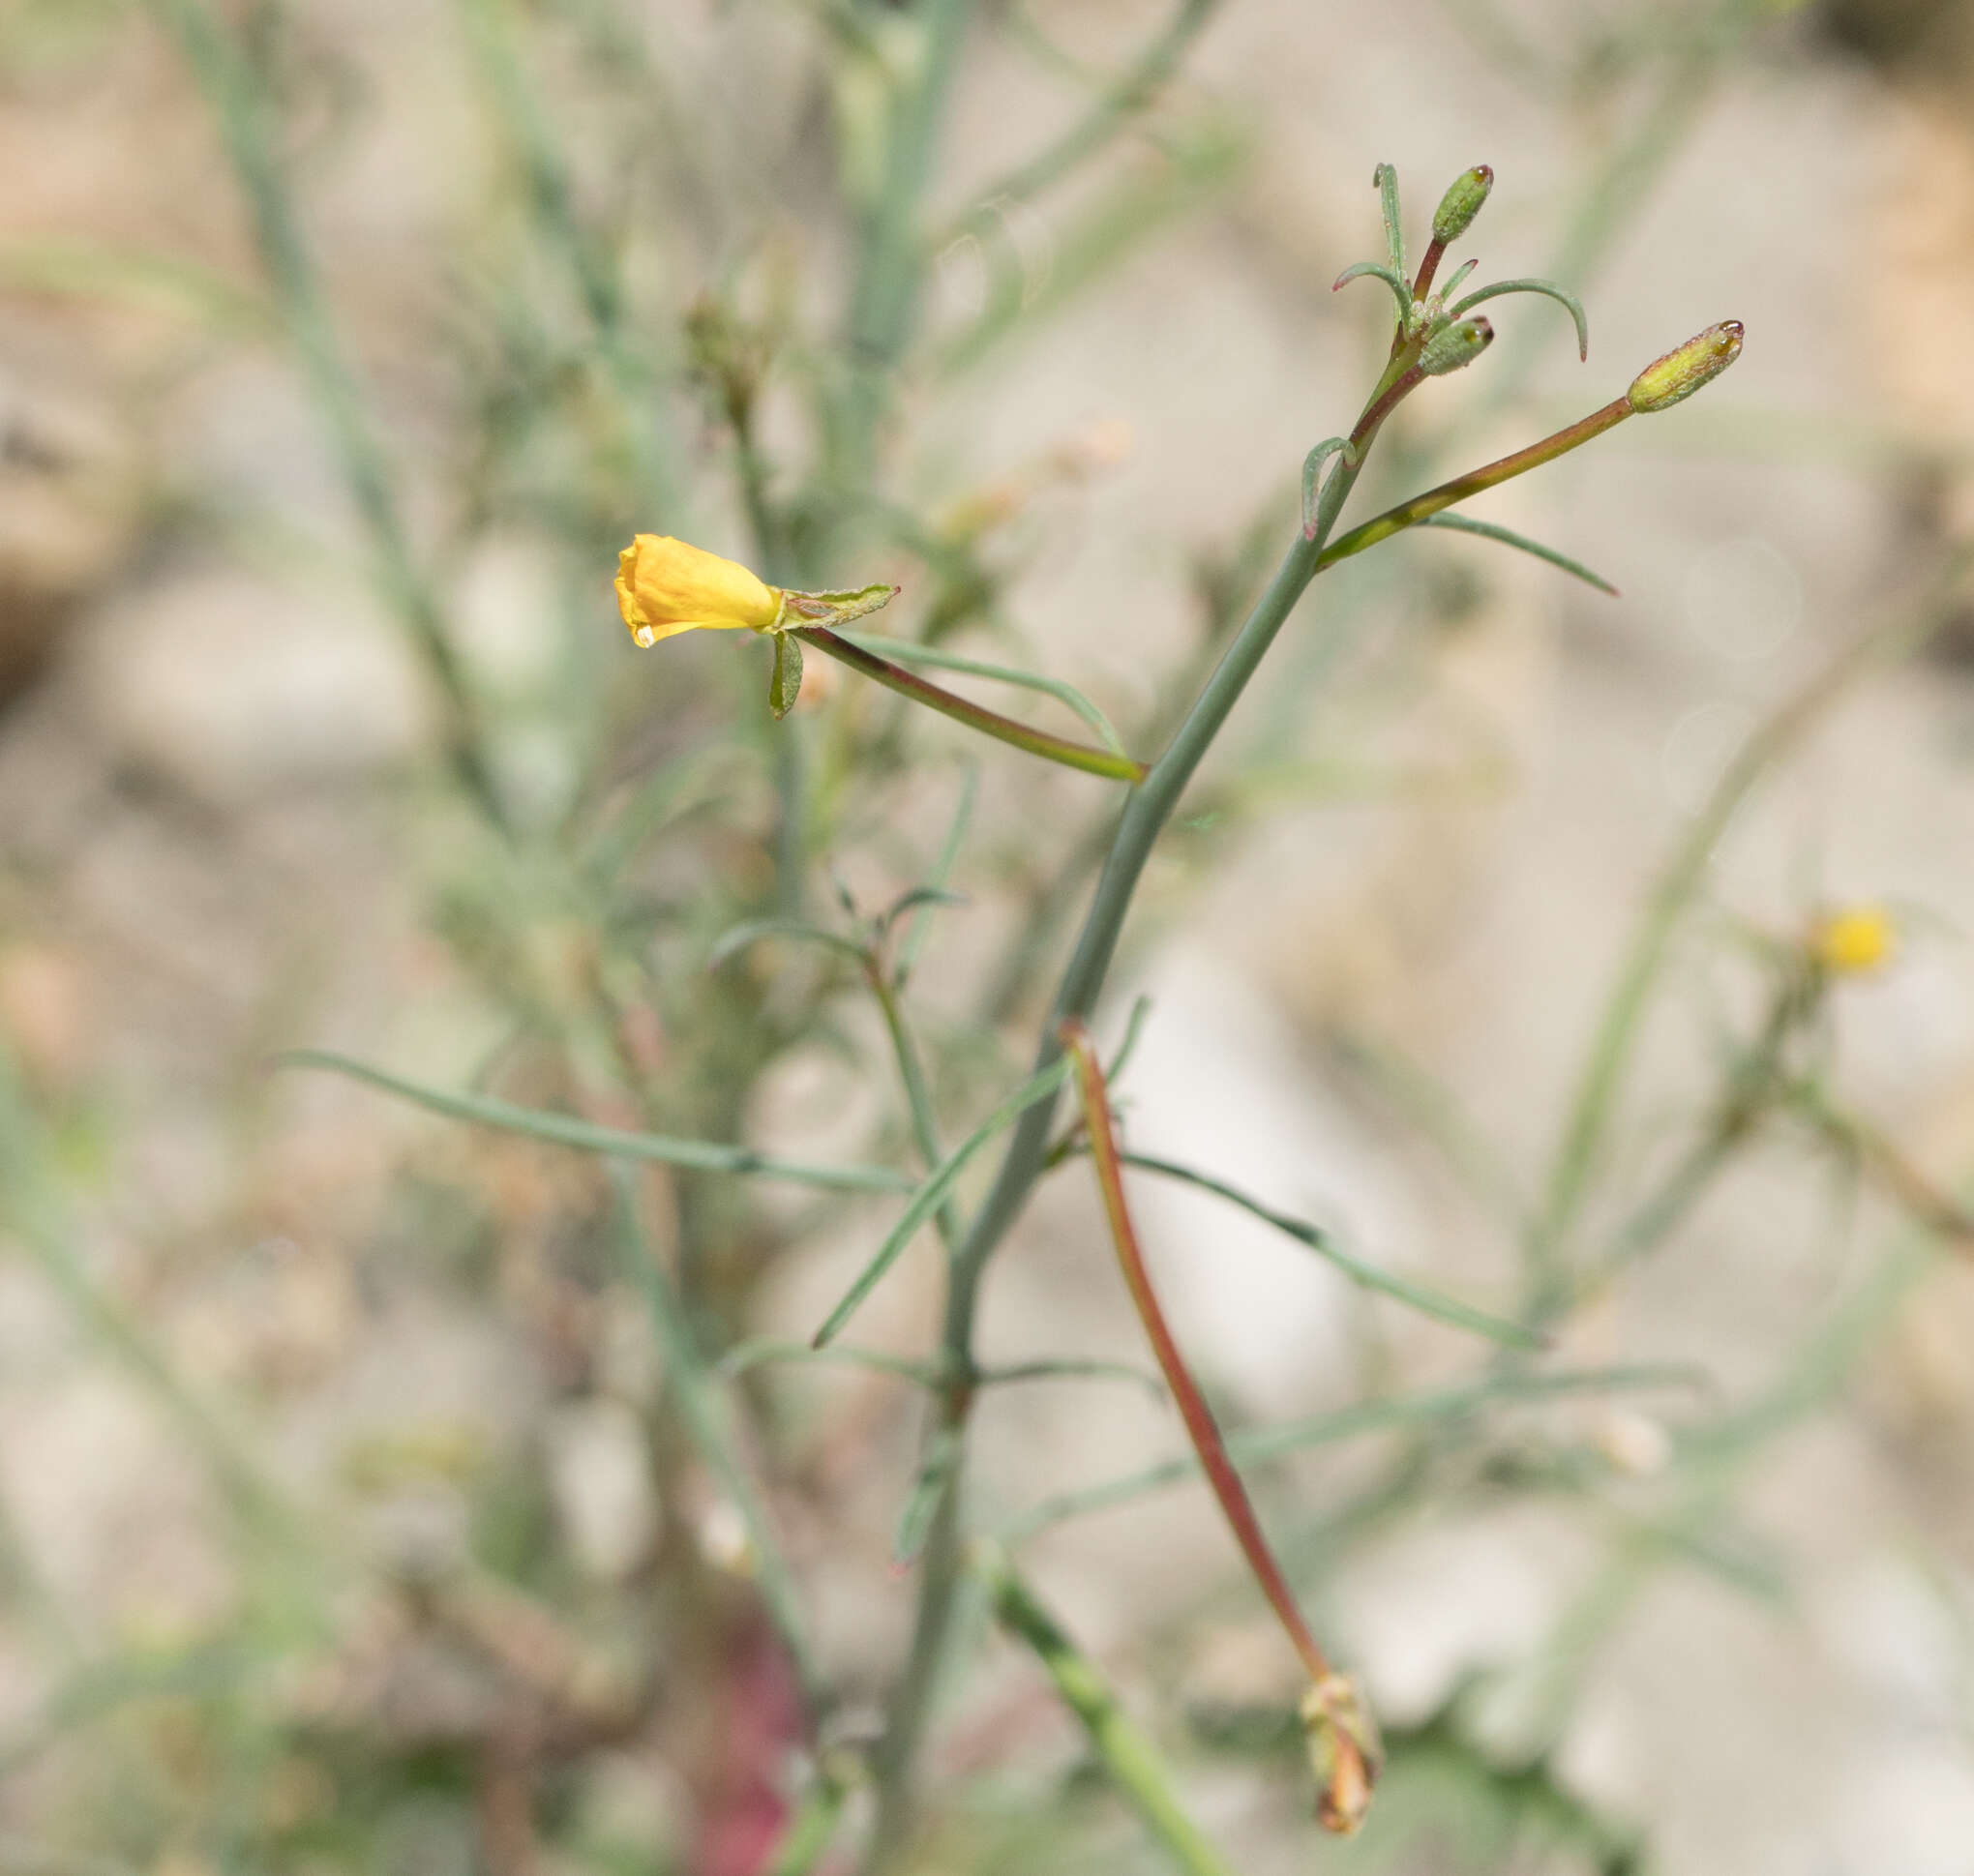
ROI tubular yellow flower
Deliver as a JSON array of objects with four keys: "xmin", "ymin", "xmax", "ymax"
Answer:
[
  {"xmin": 616, "ymin": 535, "xmax": 784, "ymax": 646},
  {"xmin": 1810, "ymin": 905, "xmax": 1897, "ymax": 977}
]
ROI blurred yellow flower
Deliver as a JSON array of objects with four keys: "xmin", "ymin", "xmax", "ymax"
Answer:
[
  {"xmin": 615, "ymin": 535, "xmax": 784, "ymax": 647},
  {"xmin": 1810, "ymin": 905, "xmax": 1897, "ymax": 977}
]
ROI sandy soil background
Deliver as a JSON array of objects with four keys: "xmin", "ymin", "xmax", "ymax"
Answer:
[{"xmin": 4, "ymin": 1, "xmax": 1974, "ymax": 1870}]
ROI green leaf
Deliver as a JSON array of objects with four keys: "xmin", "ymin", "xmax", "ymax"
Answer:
[
  {"xmin": 979, "ymin": 1356, "xmax": 1164, "ymax": 1397},
  {"xmin": 1449, "ymin": 276, "xmax": 1589, "ymax": 361},
  {"xmin": 278, "ymin": 1050, "xmax": 916, "ymax": 1193},
  {"xmin": 707, "ymin": 916, "xmax": 868, "ymax": 972},
  {"xmin": 1300, "ymin": 436, "xmax": 1355, "ymax": 541},
  {"xmin": 1331, "ymin": 258, "xmax": 1412, "ymax": 326},
  {"xmin": 892, "ymin": 1422, "xmax": 964, "ymax": 1566},
  {"xmin": 1373, "ymin": 160, "xmax": 1407, "ymax": 279},
  {"xmin": 1438, "ymin": 256, "xmax": 1480, "ymax": 301},
  {"xmin": 836, "ymin": 631, "xmax": 1128, "ymax": 758},
  {"xmin": 717, "ymin": 1338, "xmax": 940, "ymax": 1386},
  {"xmin": 1419, "ymin": 512, "xmax": 1618, "ymax": 595},
  {"xmin": 797, "ymin": 627, "xmax": 1147, "ymax": 783},
  {"xmin": 1109, "ymin": 1149, "xmax": 1545, "ymax": 1347},
  {"xmin": 896, "ymin": 764, "xmax": 976, "ymax": 989},
  {"xmin": 811, "ymin": 1055, "xmax": 1075, "ymax": 1346},
  {"xmin": 609, "ymin": 1171, "xmax": 824, "ymax": 1709},
  {"xmin": 769, "ymin": 629, "xmax": 804, "ymax": 720},
  {"xmin": 1001, "ymin": 1364, "xmax": 1712, "ymax": 1537}
]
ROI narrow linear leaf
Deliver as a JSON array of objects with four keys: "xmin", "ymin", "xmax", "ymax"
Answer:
[
  {"xmin": 982, "ymin": 1545, "xmax": 1244, "ymax": 1876},
  {"xmin": 797, "ymin": 627, "xmax": 1147, "ymax": 784},
  {"xmin": 608, "ymin": 1171, "xmax": 823, "ymax": 1710},
  {"xmin": 280, "ymin": 1050, "xmax": 915, "ymax": 1194},
  {"xmin": 896, "ymin": 764, "xmax": 976, "ymax": 987},
  {"xmin": 1002, "ymin": 1363, "xmax": 1712, "ymax": 1538},
  {"xmin": 837, "ymin": 630, "xmax": 1128, "ymax": 757},
  {"xmin": 717, "ymin": 1339, "xmax": 940, "ymax": 1387},
  {"xmin": 1331, "ymin": 258, "xmax": 1412, "ymax": 325},
  {"xmin": 1301, "ymin": 437, "xmax": 1355, "ymax": 541},
  {"xmin": 1418, "ymin": 512, "xmax": 1619, "ymax": 596},
  {"xmin": 1107, "ymin": 994, "xmax": 1156, "ymax": 1085},
  {"xmin": 707, "ymin": 917, "xmax": 868, "ymax": 972},
  {"xmin": 761, "ymin": 1769, "xmax": 850, "ymax": 1876},
  {"xmin": 893, "ymin": 1423, "xmax": 965, "ymax": 1567},
  {"xmin": 1111, "ymin": 1149, "xmax": 1544, "ymax": 1348},
  {"xmin": 1448, "ymin": 277, "xmax": 1589, "ymax": 361},
  {"xmin": 933, "ymin": 0, "xmax": 1220, "ymax": 251},
  {"xmin": 979, "ymin": 1356, "xmax": 1165, "ymax": 1398},
  {"xmin": 1438, "ymin": 256, "xmax": 1480, "ymax": 302},
  {"xmin": 811, "ymin": 1055, "xmax": 1075, "ymax": 1347},
  {"xmin": 1373, "ymin": 161, "xmax": 1407, "ymax": 280}
]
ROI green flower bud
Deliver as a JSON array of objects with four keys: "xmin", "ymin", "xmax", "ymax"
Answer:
[
  {"xmin": 1431, "ymin": 164, "xmax": 1493, "ymax": 244},
  {"xmin": 1418, "ymin": 316, "xmax": 1493, "ymax": 376},
  {"xmin": 1626, "ymin": 320, "xmax": 1744, "ymax": 413}
]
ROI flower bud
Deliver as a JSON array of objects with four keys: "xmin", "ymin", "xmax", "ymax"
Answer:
[
  {"xmin": 1431, "ymin": 164, "xmax": 1493, "ymax": 244},
  {"xmin": 1418, "ymin": 315, "xmax": 1493, "ymax": 376},
  {"xmin": 1301, "ymin": 1672, "xmax": 1382, "ymax": 1835},
  {"xmin": 1626, "ymin": 320, "xmax": 1744, "ymax": 414},
  {"xmin": 616, "ymin": 535, "xmax": 784, "ymax": 647}
]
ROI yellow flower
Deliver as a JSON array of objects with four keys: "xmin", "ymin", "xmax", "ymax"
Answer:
[
  {"xmin": 615, "ymin": 535, "xmax": 784, "ymax": 646},
  {"xmin": 1810, "ymin": 905, "xmax": 1897, "ymax": 977}
]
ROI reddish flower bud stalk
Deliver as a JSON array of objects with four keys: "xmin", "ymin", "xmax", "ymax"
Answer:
[
  {"xmin": 1413, "ymin": 163, "xmax": 1492, "ymax": 301},
  {"xmin": 1318, "ymin": 318, "xmax": 1744, "ymax": 576},
  {"xmin": 1059, "ymin": 1020, "xmax": 1379, "ymax": 1833}
]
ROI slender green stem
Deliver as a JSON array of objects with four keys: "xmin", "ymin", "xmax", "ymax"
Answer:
[
  {"xmin": 837, "ymin": 0, "xmax": 972, "ymax": 495},
  {"xmin": 867, "ymin": 961, "xmax": 961, "ymax": 1250},
  {"xmin": 795, "ymin": 627, "xmax": 1147, "ymax": 782},
  {"xmin": 933, "ymin": 0, "xmax": 1221, "ymax": 250},
  {"xmin": 866, "ymin": 352, "xmax": 1414, "ymax": 1861},
  {"xmin": 981, "ymin": 1546, "xmax": 1242, "ymax": 1876},
  {"xmin": 762, "ymin": 1769, "xmax": 850, "ymax": 1876},
  {"xmin": 456, "ymin": 0, "xmax": 678, "ymax": 516},
  {"xmin": 608, "ymin": 1171, "xmax": 825, "ymax": 1717},
  {"xmin": 148, "ymin": 0, "xmax": 508, "ymax": 831},
  {"xmin": 938, "ymin": 363, "xmax": 1401, "ymax": 1344}
]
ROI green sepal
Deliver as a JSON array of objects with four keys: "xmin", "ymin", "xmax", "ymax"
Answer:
[
  {"xmin": 769, "ymin": 629, "xmax": 804, "ymax": 720},
  {"xmin": 781, "ymin": 581, "xmax": 901, "ymax": 628}
]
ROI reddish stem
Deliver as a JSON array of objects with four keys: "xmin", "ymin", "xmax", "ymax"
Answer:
[{"xmin": 1060, "ymin": 1020, "xmax": 1331, "ymax": 1685}]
